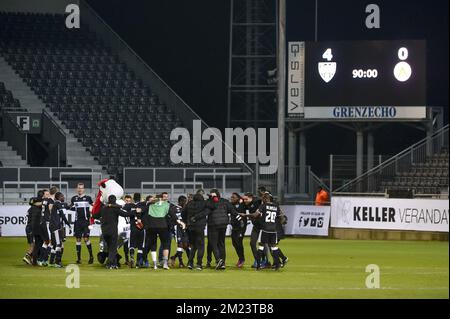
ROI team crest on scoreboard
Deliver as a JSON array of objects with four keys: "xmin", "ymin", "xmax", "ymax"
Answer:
[{"xmin": 318, "ymin": 62, "xmax": 336, "ymax": 83}]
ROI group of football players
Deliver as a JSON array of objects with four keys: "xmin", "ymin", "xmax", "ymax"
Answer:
[{"xmin": 23, "ymin": 183, "xmax": 288, "ymax": 271}]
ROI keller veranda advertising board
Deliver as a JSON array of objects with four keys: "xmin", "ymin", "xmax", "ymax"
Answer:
[{"xmin": 331, "ymin": 197, "xmax": 449, "ymax": 232}]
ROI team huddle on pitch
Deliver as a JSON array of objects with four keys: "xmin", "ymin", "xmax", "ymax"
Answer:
[{"xmin": 23, "ymin": 183, "xmax": 289, "ymax": 271}]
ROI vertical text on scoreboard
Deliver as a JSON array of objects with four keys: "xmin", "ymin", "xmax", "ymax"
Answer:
[{"xmin": 287, "ymin": 42, "xmax": 305, "ymax": 117}]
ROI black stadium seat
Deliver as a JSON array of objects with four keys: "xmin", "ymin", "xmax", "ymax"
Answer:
[{"xmin": 0, "ymin": 11, "xmax": 203, "ymax": 175}]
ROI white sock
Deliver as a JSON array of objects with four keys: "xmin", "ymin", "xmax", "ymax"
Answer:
[{"xmin": 151, "ymin": 251, "xmax": 157, "ymax": 263}]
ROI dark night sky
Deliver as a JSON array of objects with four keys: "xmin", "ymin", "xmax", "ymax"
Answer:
[{"xmin": 86, "ymin": 0, "xmax": 448, "ymax": 177}]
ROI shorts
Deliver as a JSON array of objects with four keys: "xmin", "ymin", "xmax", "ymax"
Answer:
[
  {"xmin": 146, "ymin": 228, "xmax": 171, "ymax": 251},
  {"xmin": 176, "ymin": 226, "xmax": 189, "ymax": 245},
  {"xmin": 74, "ymin": 220, "xmax": 90, "ymax": 238},
  {"xmin": 129, "ymin": 229, "xmax": 144, "ymax": 249},
  {"xmin": 25, "ymin": 224, "xmax": 33, "ymax": 244},
  {"xmin": 40, "ymin": 222, "xmax": 51, "ymax": 242},
  {"xmin": 258, "ymin": 230, "xmax": 278, "ymax": 246}
]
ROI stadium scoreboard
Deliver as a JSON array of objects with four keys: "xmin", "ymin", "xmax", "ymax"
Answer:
[{"xmin": 287, "ymin": 40, "xmax": 427, "ymax": 120}]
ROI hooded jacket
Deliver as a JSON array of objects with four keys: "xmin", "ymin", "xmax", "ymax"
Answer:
[
  {"xmin": 184, "ymin": 196, "xmax": 209, "ymax": 230},
  {"xmin": 203, "ymin": 197, "xmax": 240, "ymax": 228}
]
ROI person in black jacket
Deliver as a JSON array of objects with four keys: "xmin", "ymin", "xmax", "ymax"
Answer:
[
  {"xmin": 230, "ymin": 192, "xmax": 247, "ymax": 268},
  {"xmin": 122, "ymin": 193, "xmax": 144, "ymax": 268},
  {"xmin": 29, "ymin": 191, "xmax": 44, "ymax": 266},
  {"xmin": 193, "ymin": 189, "xmax": 242, "ymax": 270},
  {"xmin": 138, "ymin": 195, "xmax": 155, "ymax": 267},
  {"xmin": 37, "ymin": 189, "xmax": 53, "ymax": 266},
  {"xmin": 48, "ymin": 192, "xmax": 71, "ymax": 267},
  {"xmin": 184, "ymin": 193, "xmax": 210, "ymax": 270},
  {"xmin": 96, "ymin": 195, "xmax": 133, "ymax": 269},
  {"xmin": 242, "ymin": 192, "xmax": 282, "ymax": 270},
  {"xmin": 242, "ymin": 193, "xmax": 263, "ymax": 267},
  {"xmin": 169, "ymin": 195, "xmax": 189, "ymax": 268},
  {"xmin": 22, "ymin": 190, "xmax": 44, "ymax": 265},
  {"xmin": 274, "ymin": 209, "xmax": 289, "ymax": 268}
]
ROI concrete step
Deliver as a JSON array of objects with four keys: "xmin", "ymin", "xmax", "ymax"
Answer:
[
  {"xmin": 0, "ymin": 159, "xmax": 28, "ymax": 166},
  {"xmin": 0, "ymin": 145, "xmax": 13, "ymax": 151},
  {"xmin": 0, "ymin": 154, "xmax": 26, "ymax": 160}
]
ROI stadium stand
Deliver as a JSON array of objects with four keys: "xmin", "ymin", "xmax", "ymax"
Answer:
[
  {"xmin": 0, "ymin": 81, "xmax": 21, "ymax": 110},
  {"xmin": 0, "ymin": 12, "xmax": 185, "ymax": 177},
  {"xmin": 380, "ymin": 147, "xmax": 449, "ymax": 194}
]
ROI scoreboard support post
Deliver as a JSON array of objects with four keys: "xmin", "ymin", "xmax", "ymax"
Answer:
[
  {"xmin": 298, "ymin": 124, "xmax": 307, "ymax": 193},
  {"xmin": 277, "ymin": 0, "xmax": 287, "ymax": 202},
  {"xmin": 287, "ymin": 126, "xmax": 297, "ymax": 192},
  {"xmin": 356, "ymin": 126, "xmax": 364, "ymax": 184},
  {"xmin": 367, "ymin": 130, "xmax": 374, "ymax": 172}
]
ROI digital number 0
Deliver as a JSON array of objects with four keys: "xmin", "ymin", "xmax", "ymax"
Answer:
[{"xmin": 398, "ymin": 47, "xmax": 408, "ymax": 61}]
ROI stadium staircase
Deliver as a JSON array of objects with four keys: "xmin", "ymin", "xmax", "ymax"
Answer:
[
  {"xmin": 334, "ymin": 125, "xmax": 449, "ymax": 196},
  {"xmin": 0, "ymin": 140, "xmax": 28, "ymax": 167}
]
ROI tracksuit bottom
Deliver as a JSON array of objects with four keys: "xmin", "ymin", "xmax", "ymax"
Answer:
[
  {"xmin": 103, "ymin": 232, "xmax": 118, "ymax": 266},
  {"xmin": 188, "ymin": 228, "xmax": 205, "ymax": 266},
  {"xmin": 207, "ymin": 226, "xmax": 227, "ymax": 263},
  {"xmin": 231, "ymin": 225, "xmax": 246, "ymax": 261}
]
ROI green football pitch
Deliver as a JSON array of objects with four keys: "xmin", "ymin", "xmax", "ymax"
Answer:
[{"xmin": 0, "ymin": 237, "xmax": 447, "ymax": 299}]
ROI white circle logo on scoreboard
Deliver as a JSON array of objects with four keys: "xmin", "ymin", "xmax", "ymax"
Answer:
[{"xmin": 393, "ymin": 61, "xmax": 412, "ymax": 82}]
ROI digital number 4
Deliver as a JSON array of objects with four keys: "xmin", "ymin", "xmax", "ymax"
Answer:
[{"xmin": 322, "ymin": 48, "xmax": 333, "ymax": 61}]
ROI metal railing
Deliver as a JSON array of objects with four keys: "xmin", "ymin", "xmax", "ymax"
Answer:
[
  {"xmin": 334, "ymin": 125, "xmax": 449, "ymax": 194},
  {"xmin": 59, "ymin": 171, "xmax": 103, "ymax": 189},
  {"xmin": 193, "ymin": 172, "xmax": 253, "ymax": 196},
  {"xmin": 141, "ymin": 181, "xmax": 204, "ymax": 199},
  {"xmin": 256, "ymin": 165, "xmax": 329, "ymax": 201},
  {"xmin": 309, "ymin": 169, "xmax": 329, "ymax": 193},
  {"xmin": 123, "ymin": 166, "xmax": 246, "ymax": 189},
  {"xmin": 2, "ymin": 181, "xmax": 69, "ymax": 204},
  {"xmin": 328, "ymin": 154, "xmax": 390, "ymax": 191}
]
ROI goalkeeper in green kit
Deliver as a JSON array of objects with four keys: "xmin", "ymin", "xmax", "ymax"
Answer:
[{"xmin": 142, "ymin": 194, "xmax": 186, "ymax": 269}]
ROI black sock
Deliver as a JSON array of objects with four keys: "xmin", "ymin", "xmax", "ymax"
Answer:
[
  {"xmin": 129, "ymin": 248, "xmax": 135, "ymax": 261},
  {"xmin": 38, "ymin": 246, "xmax": 45, "ymax": 261},
  {"xmin": 86, "ymin": 242, "xmax": 93, "ymax": 258},
  {"xmin": 49, "ymin": 250, "xmax": 56, "ymax": 264},
  {"xmin": 60, "ymin": 247, "xmax": 64, "ymax": 260},
  {"xmin": 256, "ymin": 249, "xmax": 264, "ymax": 267},
  {"xmin": 278, "ymin": 248, "xmax": 286, "ymax": 260},
  {"xmin": 76, "ymin": 244, "xmax": 81, "ymax": 260},
  {"xmin": 272, "ymin": 249, "xmax": 280, "ymax": 266},
  {"xmin": 55, "ymin": 250, "xmax": 62, "ymax": 264},
  {"xmin": 45, "ymin": 246, "xmax": 51, "ymax": 262},
  {"xmin": 177, "ymin": 250, "xmax": 183, "ymax": 263},
  {"xmin": 186, "ymin": 248, "xmax": 191, "ymax": 261},
  {"xmin": 124, "ymin": 245, "xmax": 129, "ymax": 262},
  {"xmin": 137, "ymin": 251, "xmax": 143, "ymax": 264},
  {"xmin": 40, "ymin": 245, "xmax": 50, "ymax": 261}
]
